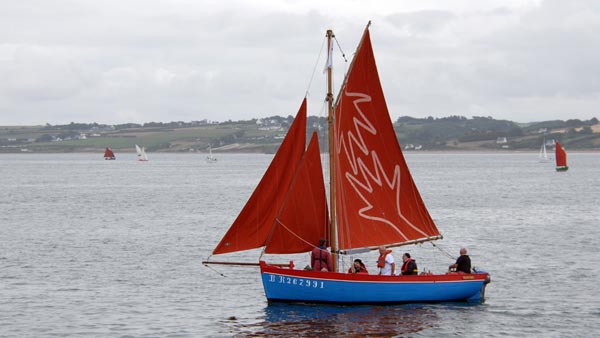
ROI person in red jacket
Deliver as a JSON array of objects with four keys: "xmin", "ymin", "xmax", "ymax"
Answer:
[
  {"xmin": 311, "ymin": 238, "xmax": 333, "ymax": 272},
  {"xmin": 348, "ymin": 259, "xmax": 368, "ymax": 274}
]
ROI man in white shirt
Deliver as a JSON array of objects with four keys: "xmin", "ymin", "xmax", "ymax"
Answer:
[{"xmin": 377, "ymin": 246, "xmax": 395, "ymax": 276}]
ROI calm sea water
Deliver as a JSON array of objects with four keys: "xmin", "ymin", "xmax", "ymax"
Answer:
[{"xmin": 1, "ymin": 152, "xmax": 599, "ymax": 337}]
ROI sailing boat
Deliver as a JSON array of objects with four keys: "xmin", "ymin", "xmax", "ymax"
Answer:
[
  {"xmin": 104, "ymin": 147, "xmax": 116, "ymax": 160},
  {"xmin": 135, "ymin": 144, "xmax": 149, "ymax": 162},
  {"xmin": 206, "ymin": 144, "xmax": 217, "ymax": 163},
  {"xmin": 204, "ymin": 23, "xmax": 490, "ymax": 304},
  {"xmin": 538, "ymin": 137, "xmax": 550, "ymax": 162},
  {"xmin": 555, "ymin": 141, "xmax": 568, "ymax": 171}
]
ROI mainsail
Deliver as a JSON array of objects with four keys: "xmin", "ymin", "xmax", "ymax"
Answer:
[{"xmin": 333, "ymin": 28, "xmax": 442, "ymax": 251}]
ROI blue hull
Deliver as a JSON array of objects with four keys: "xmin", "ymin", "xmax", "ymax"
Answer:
[{"xmin": 260, "ymin": 261, "xmax": 489, "ymax": 304}]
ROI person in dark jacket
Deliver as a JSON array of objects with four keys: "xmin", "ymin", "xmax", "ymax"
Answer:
[
  {"xmin": 400, "ymin": 253, "xmax": 418, "ymax": 275},
  {"xmin": 449, "ymin": 247, "xmax": 471, "ymax": 273}
]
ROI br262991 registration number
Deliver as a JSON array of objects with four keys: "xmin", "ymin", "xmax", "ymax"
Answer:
[{"xmin": 268, "ymin": 275, "xmax": 324, "ymax": 289}]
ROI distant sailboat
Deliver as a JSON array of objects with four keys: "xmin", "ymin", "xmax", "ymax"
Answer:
[
  {"xmin": 206, "ymin": 144, "xmax": 217, "ymax": 163},
  {"xmin": 135, "ymin": 144, "xmax": 149, "ymax": 162},
  {"xmin": 555, "ymin": 142, "xmax": 568, "ymax": 171},
  {"xmin": 104, "ymin": 147, "xmax": 116, "ymax": 160},
  {"xmin": 538, "ymin": 137, "xmax": 552, "ymax": 162}
]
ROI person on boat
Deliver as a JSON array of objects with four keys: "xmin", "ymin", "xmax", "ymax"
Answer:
[
  {"xmin": 377, "ymin": 246, "xmax": 395, "ymax": 276},
  {"xmin": 348, "ymin": 259, "xmax": 368, "ymax": 274},
  {"xmin": 449, "ymin": 247, "xmax": 472, "ymax": 274},
  {"xmin": 311, "ymin": 238, "xmax": 333, "ymax": 272},
  {"xmin": 400, "ymin": 253, "xmax": 418, "ymax": 275}
]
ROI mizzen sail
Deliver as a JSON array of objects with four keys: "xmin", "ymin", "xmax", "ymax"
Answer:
[{"xmin": 333, "ymin": 28, "xmax": 441, "ymax": 251}]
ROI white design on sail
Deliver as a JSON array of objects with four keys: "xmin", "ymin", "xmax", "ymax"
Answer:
[{"xmin": 336, "ymin": 92, "xmax": 429, "ymax": 240}]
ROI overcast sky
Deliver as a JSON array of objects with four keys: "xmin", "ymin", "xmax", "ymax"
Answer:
[{"xmin": 1, "ymin": 0, "xmax": 599, "ymax": 125}]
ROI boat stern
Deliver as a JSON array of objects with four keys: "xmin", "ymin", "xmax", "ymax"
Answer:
[{"xmin": 467, "ymin": 270, "xmax": 491, "ymax": 302}]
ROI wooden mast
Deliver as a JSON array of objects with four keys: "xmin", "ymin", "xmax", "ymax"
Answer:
[{"xmin": 326, "ymin": 29, "xmax": 338, "ymax": 272}]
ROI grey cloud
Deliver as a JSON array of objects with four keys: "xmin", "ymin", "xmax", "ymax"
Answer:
[
  {"xmin": 386, "ymin": 10, "xmax": 457, "ymax": 36},
  {"xmin": 376, "ymin": 1, "xmax": 600, "ymax": 121},
  {"xmin": 0, "ymin": 0, "xmax": 598, "ymax": 124}
]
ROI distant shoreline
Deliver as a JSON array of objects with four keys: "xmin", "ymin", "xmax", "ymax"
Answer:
[
  {"xmin": 3, "ymin": 149, "xmax": 599, "ymax": 155},
  {"xmin": 2, "ymin": 117, "xmax": 599, "ymax": 153}
]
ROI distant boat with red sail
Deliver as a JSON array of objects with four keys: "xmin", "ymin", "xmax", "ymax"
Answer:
[
  {"xmin": 555, "ymin": 142, "xmax": 569, "ymax": 171},
  {"xmin": 104, "ymin": 147, "xmax": 116, "ymax": 160},
  {"xmin": 203, "ymin": 23, "xmax": 490, "ymax": 304}
]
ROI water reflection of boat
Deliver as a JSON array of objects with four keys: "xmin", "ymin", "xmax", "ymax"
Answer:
[{"xmin": 233, "ymin": 303, "xmax": 437, "ymax": 337}]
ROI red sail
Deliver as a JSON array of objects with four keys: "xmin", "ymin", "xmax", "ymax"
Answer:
[
  {"xmin": 104, "ymin": 148, "xmax": 115, "ymax": 159},
  {"xmin": 333, "ymin": 28, "xmax": 441, "ymax": 251},
  {"xmin": 213, "ymin": 99, "xmax": 307, "ymax": 254},
  {"xmin": 265, "ymin": 132, "xmax": 329, "ymax": 254},
  {"xmin": 555, "ymin": 142, "xmax": 568, "ymax": 168}
]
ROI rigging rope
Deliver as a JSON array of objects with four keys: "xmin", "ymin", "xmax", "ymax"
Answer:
[
  {"xmin": 334, "ymin": 36, "xmax": 348, "ymax": 63},
  {"xmin": 203, "ymin": 261, "xmax": 226, "ymax": 277},
  {"xmin": 305, "ymin": 35, "xmax": 327, "ymax": 98}
]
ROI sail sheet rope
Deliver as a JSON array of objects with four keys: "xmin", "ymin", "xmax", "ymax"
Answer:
[
  {"xmin": 204, "ymin": 263, "xmax": 226, "ymax": 277},
  {"xmin": 270, "ymin": 218, "xmax": 321, "ymax": 250},
  {"xmin": 430, "ymin": 242, "xmax": 456, "ymax": 260}
]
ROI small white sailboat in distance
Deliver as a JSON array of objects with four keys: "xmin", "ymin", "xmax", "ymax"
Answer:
[
  {"xmin": 135, "ymin": 144, "xmax": 149, "ymax": 161},
  {"xmin": 206, "ymin": 144, "xmax": 217, "ymax": 163},
  {"xmin": 538, "ymin": 137, "xmax": 550, "ymax": 162}
]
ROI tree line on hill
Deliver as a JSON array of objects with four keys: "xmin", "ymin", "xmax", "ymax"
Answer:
[{"xmin": 393, "ymin": 116, "xmax": 599, "ymax": 150}]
